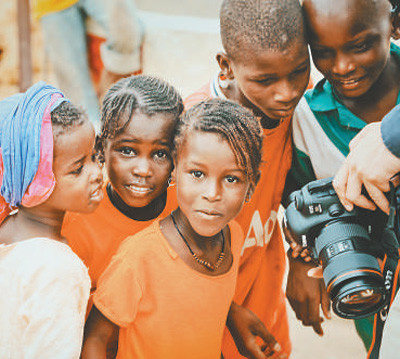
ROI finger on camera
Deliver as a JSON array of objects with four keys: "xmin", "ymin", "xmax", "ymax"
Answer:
[{"xmin": 364, "ymin": 182, "xmax": 390, "ymax": 214}]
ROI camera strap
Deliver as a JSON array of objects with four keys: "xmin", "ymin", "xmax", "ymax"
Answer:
[{"xmin": 367, "ymin": 182, "xmax": 400, "ymax": 359}]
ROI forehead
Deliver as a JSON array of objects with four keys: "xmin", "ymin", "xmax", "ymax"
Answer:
[
  {"xmin": 178, "ymin": 131, "xmax": 240, "ymax": 166},
  {"xmin": 112, "ymin": 111, "xmax": 176, "ymax": 144},
  {"xmin": 53, "ymin": 120, "xmax": 95, "ymax": 168},
  {"xmin": 234, "ymin": 39, "xmax": 309, "ymax": 75},
  {"xmin": 305, "ymin": 0, "xmax": 391, "ymax": 40}
]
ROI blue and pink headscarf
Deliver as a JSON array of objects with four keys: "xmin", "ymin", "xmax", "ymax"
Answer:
[{"xmin": 0, "ymin": 82, "xmax": 68, "ymax": 223}]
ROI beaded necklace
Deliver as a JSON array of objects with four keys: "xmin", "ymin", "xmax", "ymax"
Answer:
[{"xmin": 170, "ymin": 212, "xmax": 225, "ymax": 271}]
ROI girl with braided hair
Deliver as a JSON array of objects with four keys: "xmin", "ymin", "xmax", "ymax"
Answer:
[
  {"xmin": 62, "ymin": 75, "xmax": 183, "ymax": 356},
  {"xmin": 81, "ymin": 98, "xmax": 265, "ymax": 359}
]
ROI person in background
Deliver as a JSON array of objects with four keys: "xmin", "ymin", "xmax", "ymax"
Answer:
[{"xmin": 31, "ymin": 0, "xmax": 144, "ymax": 130}]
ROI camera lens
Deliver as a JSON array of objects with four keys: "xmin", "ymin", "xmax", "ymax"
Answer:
[{"xmin": 316, "ymin": 221, "xmax": 386, "ymax": 319}]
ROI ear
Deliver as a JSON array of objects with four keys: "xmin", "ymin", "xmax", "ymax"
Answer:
[
  {"xmin": 391, "ymin": 12, "xmax": 400, "ymax": 39},
  {"xmin": 245, "ymin": 188, "xmax": 254, "ymax": 203},
  {"xmin": 216, "ymin": 52, "xmax": 235, "ymax": 80}
]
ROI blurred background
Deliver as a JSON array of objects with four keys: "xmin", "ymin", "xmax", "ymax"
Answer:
[{"xmin": 0, "ymin": 0, "xmax": 365, "ymax": 357}]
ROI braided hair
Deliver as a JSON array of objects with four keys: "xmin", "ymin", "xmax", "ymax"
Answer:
[
  {"xmin": 174, "ymin": 98, "xmax": 263, "ymax": 194},
  {"xmin": 51, "ymin": 101, "xmax": 86, "ymax": 137},
  {"xmin": 99, "ymin": 75, "xmax": 183, "ymax": 150}
]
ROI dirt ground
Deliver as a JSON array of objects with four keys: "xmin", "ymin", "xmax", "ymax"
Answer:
[{"xmin": 0, "ymin": 0, "xmax": 366, "ymax": 358}]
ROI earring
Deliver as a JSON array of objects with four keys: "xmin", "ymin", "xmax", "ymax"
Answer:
[
  {"xmin": 218, "ymin": 72, "xmax": 229, "ymax": 89},
  {"xmin": 168, "ymin": 177, "xmax": 175, "ymax": 187}
]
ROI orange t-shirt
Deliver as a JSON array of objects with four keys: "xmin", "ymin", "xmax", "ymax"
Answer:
[
  {"xmin": 185, "ymin": 78, "xmax": 293, "ymax": 357},
  {"xmin": 94, "ymin": 220, "xmax": 244, "ymax": 359},
  {"xmin": 62, "ymin": 183, "xmax": 177, "ymax": 298}
]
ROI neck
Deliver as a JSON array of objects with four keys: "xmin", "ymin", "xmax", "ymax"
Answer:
[
  {"xmin": 107, "ymin": 183, "xmax": 167, "ymax": 221},
  {"xmin": 0, "ymin": 206, "xmax": 65, "ymax": 244},
  {"xmin": 171, "ymin": 208, "xmax": 223, "ymax": 251}
]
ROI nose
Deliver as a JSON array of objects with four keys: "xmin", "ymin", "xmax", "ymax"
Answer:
[
  {"xmin": 273, "ymin": 78, "xmax": 299, "ymax": 104},
  {"xmin": 202, "ymin": 179, "xmax": 222, "ymax": 202},
  {"xmin": 133, "ymin": 157, "xmax": 152, "ymax": 177},
  {"xmin": 332, "ymin": 52, "xmax": 355, "ymax": 76}
]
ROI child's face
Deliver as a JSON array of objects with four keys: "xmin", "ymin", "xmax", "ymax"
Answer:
[
  {"xmin": 304, "ymin": 0, "xmax": 394, "ymax": 99},
  {"xmin": 104, "ymin": 112, "xmax": 176, "ymax": 208},
  {"xmin": 173, "ymin": 131, "xmax": 250, "ymax": 237},
  {"xmin": 227, "ymin": 39, "xmax": 310, "ymax": 121},
  {"xmin": 45, "ymin": 120, "xmax": 103, "ymax": 213}
]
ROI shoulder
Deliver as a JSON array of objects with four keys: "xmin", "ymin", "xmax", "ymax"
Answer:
[
  {"xmin": 115, "ymin": 221, "xmax": 163, "ymax": 260},
  {"xmin": 15, "ymin": 238, "xmax": 89, "ymax": 283}
]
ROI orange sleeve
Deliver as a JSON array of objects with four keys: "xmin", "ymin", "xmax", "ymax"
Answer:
[{"xmin": 94, "ymin": 250, "xmax": 142, "ymax": 328}]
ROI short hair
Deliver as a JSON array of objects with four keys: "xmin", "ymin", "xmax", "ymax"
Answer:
[
  {"xmin": 174, "ymin": 98, "xmax": 263, "ymax": 194},
  {"xmin": 51, "ymin": 101, "xmax": 86, "ymax": 137},
  {"xmin": 220, "ymin": 0, "xmax": 305, "ymax": 60},
  {"xmin": 99, "ymin": 75, "xmax": 183, "ymax": 143}
]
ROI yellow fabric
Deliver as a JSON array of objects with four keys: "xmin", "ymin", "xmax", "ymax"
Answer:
[{"xmin": 32, "ymin": 0, "xmax": 79, "ymax": 19}]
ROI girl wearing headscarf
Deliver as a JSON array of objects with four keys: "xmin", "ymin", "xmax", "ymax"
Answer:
[{"xmin": 0, "ymin": 82, "xmax": 103, "ymax": 358}]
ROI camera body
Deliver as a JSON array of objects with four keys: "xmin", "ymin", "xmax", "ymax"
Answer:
[{"xmin": 285, "ymin": 177, "xmax": 388, "ymax": 319}]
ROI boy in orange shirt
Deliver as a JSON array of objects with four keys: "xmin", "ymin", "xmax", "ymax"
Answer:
[{"xmin": 185, "ymin": 0, "xmax": 310, "ymax": 357}]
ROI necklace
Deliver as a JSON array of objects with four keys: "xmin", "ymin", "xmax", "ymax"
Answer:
[{"xmin": 170, "ymin": 212, "xmax": 225, "ymax": 271}]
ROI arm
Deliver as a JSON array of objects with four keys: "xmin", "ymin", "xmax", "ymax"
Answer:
[
  {"xmin": 226, "ymin": 302, "xmax": 286, "ymax": 359},
  {"xmin": 333, "ymin": 107, "xmax": 400, "ymax": 214},
  {"xmin": 286, "ymin": 254, "xmax": 331, "ymax": 336},
  {"xmin": 81, "ymin": 305, "xmax": 119, "ymax": 359}
]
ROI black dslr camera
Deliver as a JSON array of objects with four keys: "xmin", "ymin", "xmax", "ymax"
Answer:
[{"xmin": 284, "ymin": 177, "xmax": 394, "ymax": 319}]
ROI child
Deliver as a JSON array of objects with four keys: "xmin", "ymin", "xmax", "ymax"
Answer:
[
  {"xmin": 81, "ymin": 98, "xmax": 264, "ymax": 359},
  {"xmin": 62, "ymin": 75, "xmax": 182, "ymax": 299},
  {"xmin": 184, "ymin": 0, "xmax": 310, "ymax": 356},
  {"xmin": 285, "ymin": 0, "xmax": 400, "ymax": 354},
  {"xmin": 61, "ymin": 75, "xmax": 183, "ymax": 355},
  {"xmin": 0, "ymin": 82, "xmax": 103, "ymax": 357}
]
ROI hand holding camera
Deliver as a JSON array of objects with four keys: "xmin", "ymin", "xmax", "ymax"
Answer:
[{"xmin": 284, "ymin": 177, "xmax": 398, "ymax": 319}]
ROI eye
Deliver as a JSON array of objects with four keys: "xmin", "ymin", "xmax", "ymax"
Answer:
[
  {"xmin": 226, "ymin": 175, "xmax": 239, "ymax": 183},
  {"xmin": 191, "ymin": 170, "xmax": 204, "ymax": 179},
  {"xmin": 351, "ymin": 41, "xmax": 371, "ymax": 53},
  {"xmin": 153, "ymin": 149, "xmax": 169, "ymax": 160},
  {"xmin": 311, "ymin": 46, "xmax": 332, "ymax": 59},
  {"xmin": 70, "ymin": 165, "xmax": 83, "ymax": 175},
  {"xmin": 255, "ymin": 77, "xmax": 275, "ymax": 85},
  {"xmin": 293, "ymin": 65, "xmax": 308, "ymax": 75},
  {"xmin": 119, "ymin": 147, "xmax": 136, "ymax": 156}
]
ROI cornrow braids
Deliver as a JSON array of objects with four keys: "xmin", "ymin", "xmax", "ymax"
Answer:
[
  {"xmin": 220, "ymin": 0, "xmax": 305, "ymax": 61},
  {"xmin": 174, "ymin": 98, "xmax": 263, "ymax": 193},
  {"xmin": 99, "ymin": 75, "xmax": 183, "ymax": 147},
  {"xmin": 50, "ymin": 101, "xmax": 86, "ymax": 137}
]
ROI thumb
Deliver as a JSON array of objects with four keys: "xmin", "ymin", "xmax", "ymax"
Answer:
[
  {"xmin": 307, "ymin": 266, "xmax": 323, "ymax": 278},
  {"xmin": 255, "ymin": 322, "xmax": 281, "ymax": 356}
]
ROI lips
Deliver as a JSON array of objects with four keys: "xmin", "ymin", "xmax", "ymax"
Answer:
[
  {"xmin": 333, "ymin": 76, "xmax": 365, "ymax": 90},
  {"xmin": 197, "ymin": 209, "xmax": 223, "ymax": 217},
  {"xmin": 89, "ymin": 186, "xmax": 103, "ymax": 202},
  {"xmin": 126, "ymin": 183, "xmax": 153, "ymax": 194}
]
